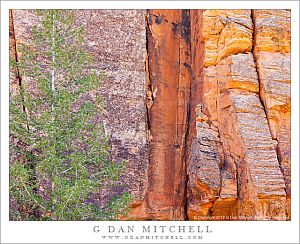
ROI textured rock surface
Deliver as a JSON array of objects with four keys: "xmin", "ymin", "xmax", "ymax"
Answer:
[
  {"xmin": 217, "ymin": 88, "xmax": 286, "ymax": 220},
  {"xmin": 253, "ymin": 10, "xmax": 291, "ymax": 219},
  {"xmin": 188, "ymin": 107, "xmax": 222, "ymax": 220},
  {"xmin": 125, "ymin": 10, "xmax": 191, "ymax": 220},
  {"xmin": 200, "ymin": 10, "xmax": 253, "ymax": 67},
  {"xmin": 187, "ymin": 10, "xmax": 290, "ymax": 220},
  {"xmin": 11, "ymin": 10, "xmax": 149, "ymax": 207},
  {"xmin": 10, "ymin": 9, "xmax": 291, "ymax": 220},
  {"xmin": 253, "ymin": 10, "xmax": 290, "ymax": 53},
  {"xmin": 74, "ymin": 10, "xmax": 149, "ymax": 204}
]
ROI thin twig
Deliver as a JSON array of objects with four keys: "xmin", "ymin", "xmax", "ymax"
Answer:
[{"xmin": 21, "ymin": 179, "xmax": 46, "ymax": 210}]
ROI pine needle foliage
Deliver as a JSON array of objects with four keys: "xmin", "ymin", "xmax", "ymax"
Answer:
[{"xmin": 9, "ymin": 10, "xmax": 131, "ymax": 221}]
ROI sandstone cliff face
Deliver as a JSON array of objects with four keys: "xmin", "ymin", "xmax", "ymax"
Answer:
[
  {"xmin": 252, "ymin": 10, "xmax": 291, "ymax": 219},
  {"xmin": 123, "ymin": 10, "xmax": 191, "ymax": 220},
  {"xmin": 10, "ymin": 9, "xmax": 291, "ymax": 220},
  {"xmin": 187, "ymin": 9, "xmax": 290, "ymax": 220}
]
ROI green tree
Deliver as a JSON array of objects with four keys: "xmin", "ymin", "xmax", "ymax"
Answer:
[{"xmin": 10, "ymin": 10, "xmax": 130, "ymax": 221}]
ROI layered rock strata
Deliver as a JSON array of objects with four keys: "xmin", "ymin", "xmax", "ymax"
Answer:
[
  {"xmin": 252, "ymin": 10, "xmax": 291, "ymax": 219},
  {"xmin": 187, "ymin": 10, "xmax": 289, "ymax": 220},
  {"xmin": 10, "ymin": 9, "xmax": 291, "ymax": 220}
]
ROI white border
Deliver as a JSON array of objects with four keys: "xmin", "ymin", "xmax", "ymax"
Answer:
[
  {"xmin": 0, "ymin": 0, "xmax": 298, "ymax": 9},
  {"xmin": 1, "ymin": 1, "xmax": 299, "ymax": 243}
]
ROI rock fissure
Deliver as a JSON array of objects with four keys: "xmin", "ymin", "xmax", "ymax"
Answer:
[
  {"xmin": 10, "ymin": 9, "xmax": 291, "ymax": 221},
  {"xmin": 123, "ymin": 10, "xmax": 192, "ymax": 220},
  {"xmin": 145, "ymin": 15, "xmax": 153, "ymax": 133},
  {"xmin": 180, "ymin": 10, "xmax": 192, "ymax": 221},
  {"xmin": 250, "ymin": 11, "xmax": 285, "ymax": 196},
  {"xmin": 251, "ymin": 9, "xmax": 291, "ymax": 219},
  {"xmin": 9, "ymin": 10, "xmax": 28, "ymax": 122},
  {"xmin": 250, "ymin": 10, "xmax": 270, "ymax": 128},
  {"xmin": 10, "ymin": 10, "xmax": 40, "ymax": 219}
]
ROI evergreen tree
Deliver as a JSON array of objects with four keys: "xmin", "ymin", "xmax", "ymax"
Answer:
[{"xmin": 10, "ymin": 10, "xmax": 130, "ymax": 221}]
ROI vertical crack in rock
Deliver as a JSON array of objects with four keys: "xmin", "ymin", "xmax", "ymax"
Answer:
[
  {"xmin": 10, "ymin": 9, "xmax": 291, "ymax": 221},
  {"xmin": 10, "ymin": 10, "xmax": 40, "ymax": 218},
  {"xmin": 180, "ymin": 9, "xmax": 192, "ymax": 221},
  {"xmin": 145, "ymin": 14, "xmax": 153, "ymax": 133},
  {"xmin": 250, "ymin": 10, "xmax": 285, "ymax": 198},
  {"xmin": 183, "ymin": 102, "xmax": 191, "ymax": 220},
  {"xmin": 9, "ymin": 10, "xmax": 27, "ymax": 119},
  {"xmin": 215, "ymin": 10, "xmax": 286, "ymax": 220},
  {"xmin": 250, "ymin": 10, "xmax": 274, "ymax": 140},
  {"xmin": 188, "ymin": 10, "xmax": 288, "ymax": 221},
  {"xmin": 251, "ymin": 9, "xmax": 291, "ymax": 219},
  {"xmin": 129, "ymin": 10, "xmax": 191, "ymax": 220},
  {"xmin": 250, "ymin": 10, "xmax": 284, "ymax": 196},
  {"xmin": 187, "ymin": 10, "xmax": 226, "ymax": 221}
]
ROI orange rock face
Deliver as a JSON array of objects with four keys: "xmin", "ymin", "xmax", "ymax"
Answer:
[
  {"xmin": 125, "ymin": 10, "xmax": 191, "ymax": 220},
  {"xmin": 253, "ymin": 10, "xmax": 291, "ymax": 219},
  {"xmin": 10, "ymin": 9, "xmax": 291, "ymax": 221},
  {"xmin": 187, "ymin": 9, "xmax": 290, "ymax": 221}
]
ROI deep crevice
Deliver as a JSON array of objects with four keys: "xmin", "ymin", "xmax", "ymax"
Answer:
[
  {"xmin": 145, "ymin": 10, "xmax": 192, "ymax": 220},
  {"xmin": 144, "ymin": 12, "xmax": 153, "ymax": 215},
  {"xmin": 10, "ymin": 9, "xmax": 40, "ymax": 219},
  {"xmin": 181, "ymin": 9, "xmax": 192, "ymax": 221},
  {"xmin": 250, "ymin": 10, "xmax": 288, "ymax": 200},
  {"xmin": 250, "ymin": 10, "xmax": 272, "ymax": 137},
  {"xmin": 145, "ymin": 12, "xmax": 153, "ymax": 132},
  {"xmin": 10, "ymin": 10, "xmax": 27, "ymax": 121}
]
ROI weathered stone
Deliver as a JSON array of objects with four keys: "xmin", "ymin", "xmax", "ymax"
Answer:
[
  {"xmin": 217, "ymin": 22, "xmax": 252, "ymax": 62},
  {"xmin": 217, "ymin": 89, "xmax": 286, "ymax": 220},
  {"xmin": 188, "ymin": 9, "xmax": 289, "ymax": 220},
  {"xmin": 187, "ymin": 108, "xmax": 222, "ymax": 220},
  {"xmin": 201, "ymin": 10, "xmax": 253, "ymax": 66},
  {"xmin": 124, "ymin": 10, "xmax": 192, "ymax": 220},
  {"xmin": 253, "ymin": 10, "xmax": 291, "ymax": 219},
  {"xmin": 203, "ymin": 66, "xmax": 218, "ymax": 123},
  {"xmin": 75, "ymin": 10, "xmax": 149, "ymax": 206},
  {"xmin": 10, "ymin": 9, "xmax": 291, "ymax": 221},
  {"xmin": 216, "ymin": 53, "xmax": 259, "ymax": 93},
  {"xmin": 253, "ymin": 10, "xmax": 290, "ymax": 53},
  {"xmin": 12, "ymin": 9, "xmax": 149, "ymax": 209}
]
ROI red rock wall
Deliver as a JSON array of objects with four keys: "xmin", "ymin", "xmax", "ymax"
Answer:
[
  {"xmin": 10, "ymin": 9, "xmax": 291, "ymax": 221},
  {"xmin": 187, "ymin": 10, "xmax": 290, "ymax": 220},
  {"xmin": 125, "ymin": 10, "xmax": 191, "ymax": 220}
]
